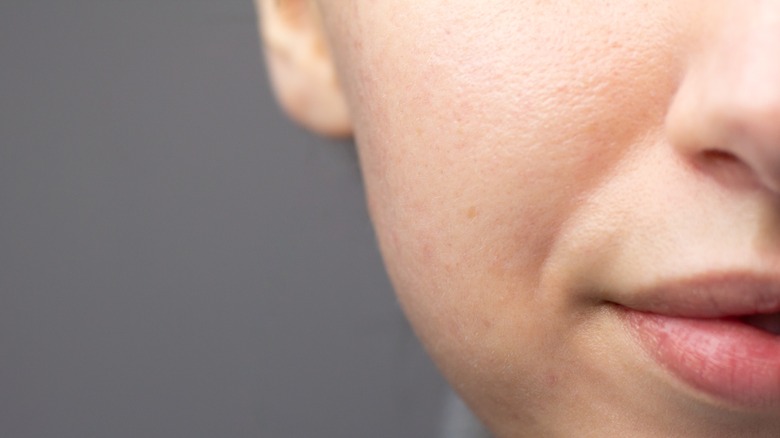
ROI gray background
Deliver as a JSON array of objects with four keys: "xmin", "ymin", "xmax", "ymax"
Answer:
[{"xmin": 0, "ymin": 2, "xmax": 450, "ymax": 437}]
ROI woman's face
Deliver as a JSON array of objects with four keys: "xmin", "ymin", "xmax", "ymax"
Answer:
[{"xmin": 276, "ymin": 1, "xmax": 780, "ymax": 436}]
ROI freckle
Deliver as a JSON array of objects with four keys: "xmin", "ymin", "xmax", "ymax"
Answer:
[
  {"xmin": 466, "ymin": 206, "xmax": 478, "ymax": 219},
  {"xmin": 312, "ymin": 38, "xmax": 328, "ymax": 58},
  {"xmin": 420, "ymin": 242, "xmax": 433, "ymax": 263}
]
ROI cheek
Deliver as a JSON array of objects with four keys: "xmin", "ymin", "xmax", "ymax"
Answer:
[
  {"xmin": 349, "ymin": 1, "xmax": 683, "ymax": 285},
  {"xmin": 331, "ymin": 0, "xmax": 688, "ymax": 408}
]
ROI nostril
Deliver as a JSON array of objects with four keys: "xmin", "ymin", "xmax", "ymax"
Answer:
[
  {"xmin": 701, "ymin": 149, "xmax": 740, "ymax": 164},
  {"xmin": 693, "ymin": 149, "xmax": 763, "ymax": 191}
]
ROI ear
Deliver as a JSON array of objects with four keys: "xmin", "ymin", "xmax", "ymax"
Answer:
[{"xmin": 254, "ymin": 0, "xmax": 352, "ymax": 137}]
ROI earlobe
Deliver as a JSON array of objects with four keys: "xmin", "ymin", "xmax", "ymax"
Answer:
[{"xmin": 255, "ymin": 0, "xmax": 352, "ymax": 137}]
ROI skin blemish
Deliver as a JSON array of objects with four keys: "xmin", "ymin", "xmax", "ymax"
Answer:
[{"xmin": 466, "ymin": 206, "xmax": 479, "ymax": 219}]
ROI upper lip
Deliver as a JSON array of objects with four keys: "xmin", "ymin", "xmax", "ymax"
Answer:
[{"xmin": 617, "ymin": 271, "xmax": 780, "ymax": 318}]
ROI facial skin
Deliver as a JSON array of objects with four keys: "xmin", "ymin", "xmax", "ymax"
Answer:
[{"xmin": 257, "ymin": 1, "xmax": 780, "ymax": 436}]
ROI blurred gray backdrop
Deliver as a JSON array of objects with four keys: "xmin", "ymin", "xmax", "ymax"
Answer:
[{"xmin": 0, "ymin": 2, "xmax": 449, "ymax": 437}]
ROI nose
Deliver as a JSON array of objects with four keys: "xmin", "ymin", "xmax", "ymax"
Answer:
[{"xmin": 666, "ymin": 2, "xmax": 780, "ymax": 193}]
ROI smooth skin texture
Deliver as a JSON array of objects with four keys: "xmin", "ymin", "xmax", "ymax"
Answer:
[{"xmin": 257, "ymin": 1, "xmax": 780, "ymax": 436}]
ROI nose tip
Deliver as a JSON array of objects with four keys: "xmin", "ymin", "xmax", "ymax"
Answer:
[
  {"xmin": 667, "ymin": 79, "xmax": 780, "ymax": 193},
  {"xmin": 665, "ymin": 6, "xmax": 780, "ymax": 195}
]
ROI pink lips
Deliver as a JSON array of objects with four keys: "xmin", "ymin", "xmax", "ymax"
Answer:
[{"xmin": 620, "ymin": 273, "xmax": 780, "ymax": 407}]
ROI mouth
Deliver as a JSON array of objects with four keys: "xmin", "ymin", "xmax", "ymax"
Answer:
[
  {"xmin": 619, "ymin": 272, "xmax": 780, "ymax": 408},
  {"xmin": 740, "ymin": 312, "xmax": 780, "ymax": 335}
]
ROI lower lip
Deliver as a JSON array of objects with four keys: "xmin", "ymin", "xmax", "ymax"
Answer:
[{"xmin": 625, "ymin": 309, "xmax": 780, "ymax": 407}]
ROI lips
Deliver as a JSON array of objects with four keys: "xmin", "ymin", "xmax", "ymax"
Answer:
[{"xmin": 619, "ymin": 273, "xmax": 780, "ymax": 408}]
